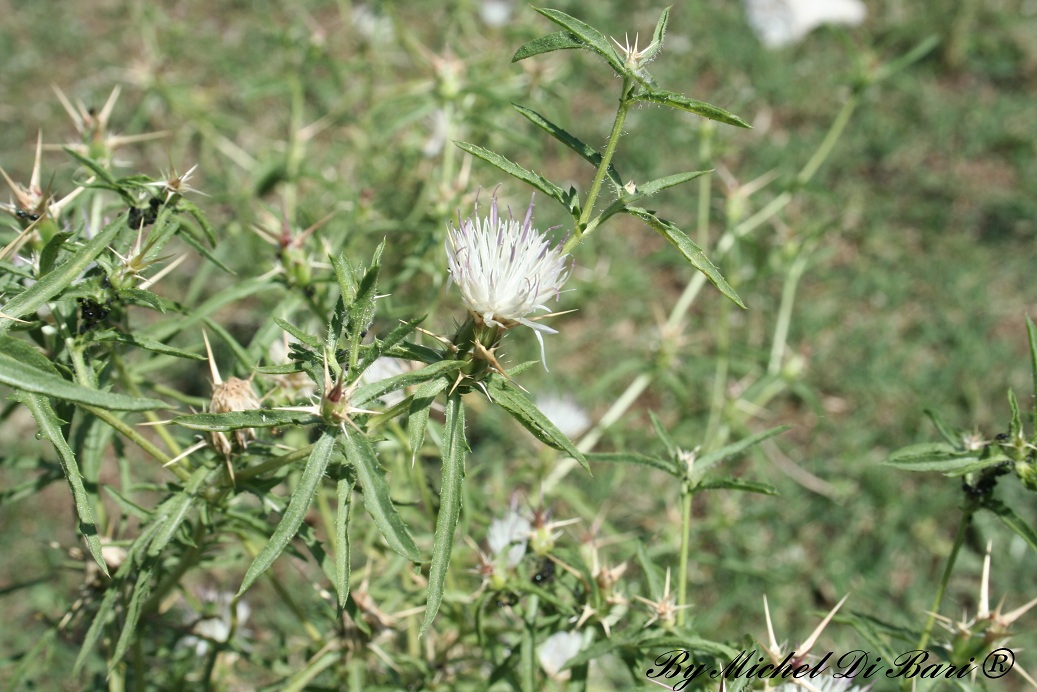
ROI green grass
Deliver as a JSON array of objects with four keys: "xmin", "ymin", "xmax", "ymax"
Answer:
[{"xmin": 2, "ymin": 0, "xmax": 1036, "ymax": 688}]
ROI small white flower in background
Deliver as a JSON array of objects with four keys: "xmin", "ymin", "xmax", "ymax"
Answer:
[
  {"xmin": 352, "ymin": 4, "xmax": 394, "ymax": 43},
  {"xmin": 536, "ymin": 393, "xmax": 591, "ymax": 439},
  {"xmin": 487, "ymin": 509, "xmax": 532, "ymax": 568},
  {"xmin": 359, "ymin": 356, "xmax": 416, "ymax": 407},
  {"xmin": 479, "ymin": 0, "xmax": 512, "ymax": 27},
  {"xmin": 537, "ymin": 630, "xmax": 584, "ymax": 681},
  {"xmin": 743, "ymin": 0, "xmax": 866, "ymax": 49},
  {"xmin": 446, "ymin": 193, "xmax": 571, "ymax": 366},
  {"xmin": 181, "ymin": 590, "xmax": 251, "ymax": 658}
]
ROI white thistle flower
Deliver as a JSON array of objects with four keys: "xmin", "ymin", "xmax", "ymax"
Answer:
[
  {"xmin": 743, "ymin": 0, "xmax": 866, "ymax": 49},
  {"xmin": 487, "ymin": 510, "xmax": 532, "ymax": 568},
  {"xmin": 536, "ymin": 393, "xmax": 591, "ymax": 439},
  {"xmin": 446, "ymin": 193, "xmax": 571, "ymax": 366},
  {"xmin": 537, "ymin": 630, "xmax": 584, "ymax": 681}
]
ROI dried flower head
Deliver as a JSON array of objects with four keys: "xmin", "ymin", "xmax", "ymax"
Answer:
[
  {"xmin": 446, "ymin": 192, "xmax": 570, "ymax": 366},
  {"xmin": 204, "ymin": 332, "xmax": 259, "ymax": 459}
]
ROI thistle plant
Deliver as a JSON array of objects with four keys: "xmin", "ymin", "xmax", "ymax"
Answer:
[{"xmin": 1, "ymin": 3, "xmax": 1029, "ymax": 691}]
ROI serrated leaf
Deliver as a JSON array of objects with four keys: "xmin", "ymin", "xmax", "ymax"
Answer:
[
  {"xmin": 884, "ymin": 443, "xmax": 985, "ymax": 472},
  {"xmin": 512, "ymin": 30, "xmax": 585, "ymax": 62},
  {"xmin": 1028, "ymin": 316, "xmax": 1037, "ymax": 433},
  {"xmin": 408, "ymin": 378, "xmax": 450, "ymax": 463},
  {"xmin": 108, "ymin": 565, "xmax": 153, "ymax": 673},
  {"xmin": 486, "ymin": 373, "xmax": 588, "ymax": 471},
  {"xmin": 173, "ymin": 409, "xmax": 319, "ymax": 432},
  {"xmin": 352, "ymin": 359, "xmax": 463, "ymax": 408},
  {"xmin": 273, "ymin": 317, "xmax": 324, "ymax": 350},
  {"xmin": 532, "ymin": 8, "xmax": 624, "ymax": 74},
  {"xmin": 598, "ymin": 171, "xmax": 711, "ymax": 225},
  {"xmin": 984, "ymin": 498, "xmax": 1037, "ymax": 556},
  {"xmin": 695, "ymin": 425, "xmax": 790, "ymax": 477},
  {"xmin": 354, "ymin": 316, "xmax": 425, "ymax": 377},
  {"xmin": 92, "ymin": 330, "xmax": 205, "ymax": 360},
  {"xmin": 0, "ymin": 353, "xmax": 165, "ymax": 410},
  {"xmin": 924, "ymin": 408, "xmax": 960, "ymax": 447},
  {"xmin": 453, "ymin": 141, "xmax": 568, "ymax": 208},
  {"xmin": 626, "ymin": 207, "xmax": 746, "ymax": 309},
  {"xmin": 513, "ymin": 104, "xmax": 622, "ymax": 194},
  {"xmin": 13, "ymin": 392, "xmax": 108, "ymax": 577},
  {"xmin": 0, "ymin": 336, "xmax": 59, "ymax": 374},
  {"xmin": 340, "ymin": 429, "xmax": 420, "ymax": 561},
  {"xmin": 420, "ymin": 394, "xmax": 466, "ymax": 635},
  {"xmin": 648, "ymin": 411, "xmax": 678, "ymax": 459},
  {"xmin": 238, "ymin": 431, "xmax": 336, "ymax": 595},
  {"xmin": 147, "ymin": 466, "xmax": 211, "ymax": 557},
  {"xmin": 585, "ymin": 452, "xmax": 677, "ymax": 476},
  {"xmin": 0, "ymin": 214, "xmax": 125, "ymax": 335},
  {"xmin": 632, "ymin": 89, "xmax": 751, "ymax": 129},
  {"xmin": 694, "ymin": 477, "xmax": 778, "ymax": 495},
  {"xmin": 334, "ymin": 473, "xmax": 355, "ymax": 609}
]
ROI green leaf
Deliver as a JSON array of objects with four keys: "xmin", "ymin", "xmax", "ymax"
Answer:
[
  {"xmin": 238, "ymin": 431, "xmax": 337, "ymax": 595},
  {"xmin": 884, "ymin": 443, "xmax": 987, "ymax": 472},
  {"xmin": 1028, "ymin": 316, "xmax": 1037, "ymax": 433},
  {"xmin": 340, "ymin": 429, "xmax": 420, "ymax": 561},
  {"xmin": 626, "ymin": 208, "xmax": 746, "ymax": 309},
  {"xmin": 334, "ymin": 473, "xmax": 355, "ymax": 609},
  {"xmin": 420, "ymin": 393, "xmax": 466, "ymax": 635},
  {"xmin": 354, "ymin": 316, "xmax": 425, "ymax": 377},
  {"xmin": 108, "ymin": 566, "xmax": 153, "ymax": 673},
  {"xmin": 145, "ymin": 275, "xmax": 281, "ymax": 342},
  {"xmin": 273, "ymin": 317, "xmax": 324, "ymax": 350},
  {"xmin": 694, "ymin": 425, "xmax": 790, "ymax": 477},
  {"xmin": 39, "ymin": 231, "xmax": 74, "ymax": 275},
  {"xmin": 513, "ymin": 104, "xmax": 622, "ymax": 194},
  {"xmin": 632, "ymin": 89, "xmax": 751, "ymax": 129},
  {"xmin": 1008, "ymin": 389, "xmax": 1022, "ymax": 439},
  {"xmin": 636, "ymin": 542, "xmax": 664, "ymax": 602},
  {"xmin": 453, "ymin": 141, "xmax": 568, "ymax": 208},
  {"xmin": 147, "ymin": 466, "xmax": 211, "ymax": 557},
  {"xmin": 644, "ymin": 7, "xmax": 669, "ymax": 62},
  {"xmin": 512, "ymin": 30, "xmax": 585, "ymax": 62},
  {"xmin": 0, "ymin": 214, "xmax": 125, "ymax": 335},
  {"xmin": 352, "ymin": 359, "xmax": 463, "ymax": 408},
  {"xmin": 648, "ymin": 411, "xmax": 679, "ymax": 460},
  {"xmin": 178, "ymin": 226, "xmax": 235, "ymax": 274},
  {"xmin": 408, "ymin": 378, "xmax": 450, "ymax": 463},
  {"xmin": 924, "ymin": 408, "xmax": 960, "ymax": 447},
  {"xmin": 0, "ymin": 352, "xmax": 165, "ymax": 410},
  {"xmin": 12, "ymin": 392, "xmax": 108, "ymax": 577},
  {"xmin": 694, "ymin": 477, "xmax": 778, "ymax": 495},
  {"xmin": 0, "ymin": 336, "xmax": 60, "ymax": 374},
  {"xmin": 597, "ymin": 171, "xmax": 711, "ymax": 226},
  {"xmin": 486, "ymin": 373, "xmax": 588, "ymax": 471},
  {"xmin": 984, "ymin": 499, "xmax": 1037, "ymax": 556},
  {"xmin": 173, "ymin": 409, "xmax": 319, "ymax": 432},
  {"xmin": 92, "ymin": 330, "xmax": 205, "ymax": 360},
  {"xmin": 531, "ymin": 8, "xmax": 624, "ymax": 74},
  {"xmin": 585, "ymin": 452, "xmax": 677, "ymax": 477}
]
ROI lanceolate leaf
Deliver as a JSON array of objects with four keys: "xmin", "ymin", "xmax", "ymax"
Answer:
[
  {"xmin": 0, "ymin": 214, "xmax": 124, "ymax": 335},
  {"xmin": 238, "ymin": 430, "xmax": 337, "ymax": 596},
  {"xmin": 92, "ymin": 330, "xmax": 206, "ymax": 360},
  {"xmin": 984, "ymin": 499, "xmax": 1037, "ymax": 556},
  {"xmin": 531, "ymin": 8, "xmax": 624, "ymax": 74},
  {"xmin": 147, "ymin": 466, "xmax": 211, "ymax": 558},
  {"xmin": 695, "ymin": 425, "xmax": 790, "ymax": 474},
  {"xmin": 512, "ymin": 31, "xmax": 585, "ymax": 62},
  {"xmin": 421, "ymin": 394, "xmax": 467, "ymax": 635},
  {"xmin": 14, "ymin": 392, "xmax": 108, "ymax": 577},
  {"xmin": 512, "ymin": 104, "xmax": 623, "ymax": 193},
  {"xmin": 453, "ymin": 141, "xmax": 568, "ymax": 208},
  {"xmin": 884, "ymin": 443, "xmax": 992, "ymax": 473},
  {"xmin": 632, "ymin": 89, "xmax": 751, "ymax": 129},
  {"xmin": 0, "ymin": 353, "xmax": 166, "ymax": 410},
  {"xmin": 625, "ymin": 208, "xmax": 746, "ymax": 309},
  {"xmin": 408, "ymin": 378, "xmax": 450, "ymax": 463},
  {"xmin": 109, "ymin": 566, "xmax": 153, "ymax": 673},
  {"xmin": 340, "ymin": 429, "xmax": 420, "ymax": 561},
  {"xmin": 335, "ymin": 473, "xmax": 355, "ymax": 609},
  {"xmin": 486, "ymin": 373, "xmax": 588, "ymax": 471},
  {"xmin": 352, "ymin": 359, "xmax": 462, "ymax": 408},
  {"xmin": 694, "ymin": 477, "xmax": 778, "ymax": 495},
  {"xmin": 585, "ymin": 452, "xmax": 676, "ymax": 477},
  {"xmin": 174, "ymin": 409, "xmax": 320, "ymax": 432}
]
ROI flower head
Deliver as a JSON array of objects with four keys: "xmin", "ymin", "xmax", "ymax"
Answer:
[{"xmin": 446, "ymin": 193, "xmax": 570, "ymax": 365}]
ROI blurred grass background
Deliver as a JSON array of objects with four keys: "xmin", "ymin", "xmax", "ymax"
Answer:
[{"xmin": 1, "ymin": 0, "xmax": 1036, "ymax": 686}]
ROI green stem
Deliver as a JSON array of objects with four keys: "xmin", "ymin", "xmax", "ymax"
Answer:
[
  {"xmin": 565, "ymin": 77, "xmax": 633, "ymax": 252},
  {"xmin": 767, "ymin": 248, "xmax": 810, "ymax": 376},
  {"xmin": 704, "ymin": 295, "xmax": 731, "ymax": 450},
  {"xmin": 912, "ymin": 508, "xmax": 972, "ymax": 664},
  {"xmin": 677, "ymin": 488, "xmax": 693, "ymax": 627},
  {"xmin": 234, "ymin": 442, "xmax": 315, "ymax": 482}
]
